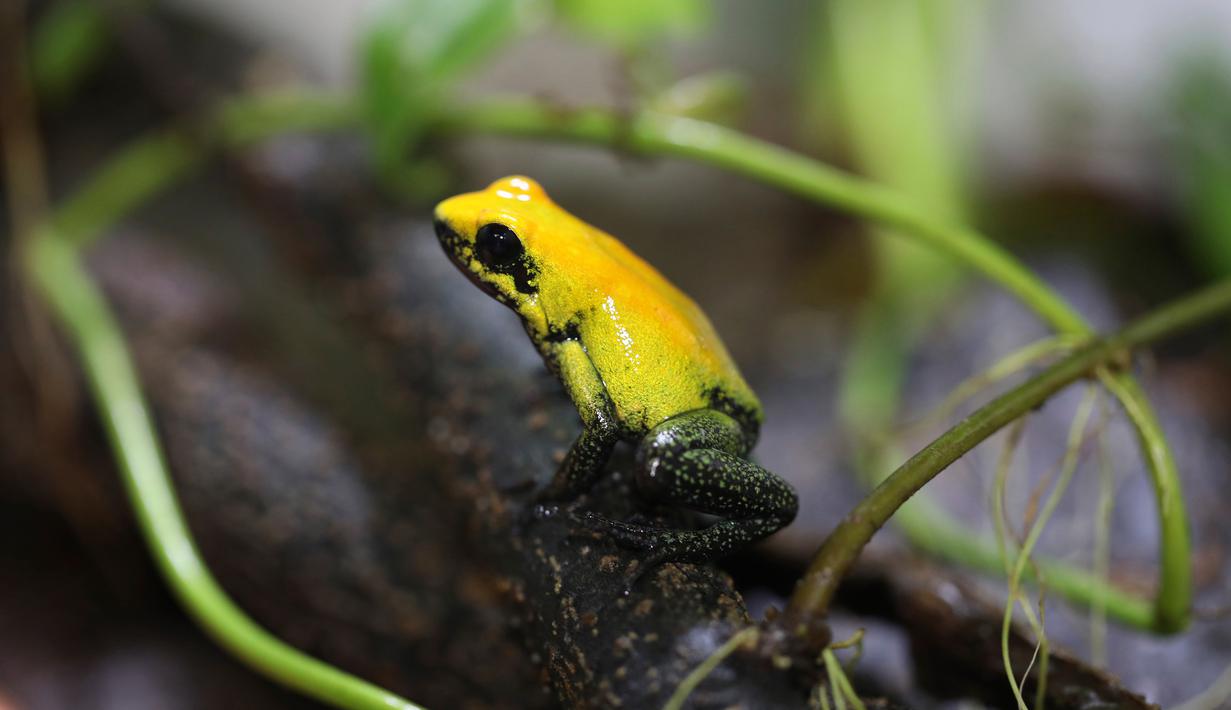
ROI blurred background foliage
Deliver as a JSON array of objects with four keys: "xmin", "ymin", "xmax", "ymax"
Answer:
[
  {"xmin": 1169, "ymin": 48, "xmax": 1231, "ymax": 280},
  {"xmin": 8, "ymin": 0, "xmax": 1231, "ymax": 708}
]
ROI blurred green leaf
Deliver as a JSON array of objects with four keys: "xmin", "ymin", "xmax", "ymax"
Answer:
[
  {"xmin": 1169, "ymin": 52, "xmax": 1231, "ymax": 279},
  {"xmin": 814, "ymin": 0, "xmax": 981, "ymax": 430},
  {"xmin": 553, "ymin": 0, "xmax": 706, "ymax": 48},
  {"xmin": 360, "ymin": 0, "xmax": 524, "ymax": 191},
  {"xmin": 31, "ymin": 0, "xmax": 111, "ymax": 102},
  {"xmin": 648, "ymin": 71, "xmax": 746, "ymax": 126}
]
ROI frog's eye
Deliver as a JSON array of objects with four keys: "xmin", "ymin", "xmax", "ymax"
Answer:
[{"xmin": 474, "ymin": 223, "xmax": 524, "ymax": 269}]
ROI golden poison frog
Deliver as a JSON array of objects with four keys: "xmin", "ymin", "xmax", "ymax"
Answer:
[{"xmin": 434, "ymin": 176, "xmax": 797, "ymax": 562}]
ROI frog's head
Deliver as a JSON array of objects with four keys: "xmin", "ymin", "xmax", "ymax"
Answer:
[{"xmin": 433, "ymin": 175, "xmax": 561, "ymax": 323}]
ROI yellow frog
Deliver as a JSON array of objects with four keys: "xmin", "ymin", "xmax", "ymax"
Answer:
[{"xmin": 434, "ymin": 176, "xmax": 797, "ymax": 562}]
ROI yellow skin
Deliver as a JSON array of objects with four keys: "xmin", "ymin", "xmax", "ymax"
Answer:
[
  {"xmin": 435, "ymin": 175, "xmax": 760, "ymax": 433},
  {"xmin": 434, "ymin": 176, "xmax": 796, "ymax": 563}
]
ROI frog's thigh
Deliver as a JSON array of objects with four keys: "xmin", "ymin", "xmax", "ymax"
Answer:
[
  {"xmin": 636, "ymin": 408, "xmax": 749, "ymax": 466},
  {"xmin": 541, "ymin": 339, "xmax": 619, "ymax": 500},
  {"xmin": 605, "ymin": 410, "xmax": 799, "ymax": 561},
  {"xmin": 637, "ymin": 435, "xmax": 797, "ymax": 522}
]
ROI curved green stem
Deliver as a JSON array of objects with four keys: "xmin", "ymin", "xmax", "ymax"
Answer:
[
  {"xmin": 1099, "ymin": 372, "xmax": 1190, "ymax": 631},
  {"xmin": 783, "ymin": 279, "xmax": 1231, "ymax": 631},
  {"xmin": 62, "ymin": 91, "xmax": 358, "ymax": 247},
  {"xmin": 25, "ymin": 234, "xmax": 422, "ymax": 710},
  {"xmin": 436, "ymin": 101, "xmax": 1086, "ymax": 334}
]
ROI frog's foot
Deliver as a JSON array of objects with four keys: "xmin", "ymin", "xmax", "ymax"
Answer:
[
  {"xmin": 577, "ymin": 512, "xmax": 671, "ymax": 551},
  {"xmin": 569, "ymin": 462, "xmax": 797, "ymax": 565},
  {"xmin": 582, "ymin": 512, "xmax": 788, "ymax": 563},
  {"xmin": 576, "ymin": 512, "xmax": 684, "ymax": 592},
  {"xmin": 629, "ymin": 410, "xmax": 800, "ymax": 562}
]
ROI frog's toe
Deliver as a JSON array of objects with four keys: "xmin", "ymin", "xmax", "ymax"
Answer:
[
  {"xmin": 566, "ymin": 511, "xmax": 615, "ymax": 540},
  {"xmin": 580, "ymin": 513, "xmax": 681, "ymax": 552},
  {"xmin": 552, "ymin": 509, "xmax": 605, "ymax": 542}
]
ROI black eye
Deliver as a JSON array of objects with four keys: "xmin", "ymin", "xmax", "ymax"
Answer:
[{"xmin": 474, "ymin": 223, "xmax": 524, "ymax": 268}]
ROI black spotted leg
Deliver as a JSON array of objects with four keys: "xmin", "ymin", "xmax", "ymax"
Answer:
[
  {"xmin": 538, "ymin": 339, "xmax": 620, "ymax": 502},
  {"xmin": 586, "ymin": 409, "xmax": 799, "ymax": 562}
]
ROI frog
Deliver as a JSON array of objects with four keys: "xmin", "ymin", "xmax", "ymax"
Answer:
[{"xmin": 433, "ymin": 175, "xmax": 798, "ymax": 564}]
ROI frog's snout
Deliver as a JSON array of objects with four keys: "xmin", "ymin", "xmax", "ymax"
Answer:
[
  {"xmin": 433, "ymin": 216, "xmax": 458, "ymax": 245},
  {"xmin": 434, "ymin": 215, "xmax": 489, "ymax": 293},
  {"xmin": 434, "ymin": 216, "xmax": 468, "ymax": 261}
]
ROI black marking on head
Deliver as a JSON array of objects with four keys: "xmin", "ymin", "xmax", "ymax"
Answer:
[
  {"xmin": 434, "ymin": 218, "xmax": 539, "ymax": 298},
  {"xmin": 506, "ymin": 261, "xmax": 539, "ymax": 295},
  {"xmin": 434, "ymin": 217, "xmax": 465, "ymax": 255},
  {"xmin": 476, "ymin": 223, "xmax": 539, "ymax": 296}
]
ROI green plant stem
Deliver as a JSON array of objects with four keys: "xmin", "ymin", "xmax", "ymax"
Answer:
[
  {"xmin": 437, "ymin": 101, "xmax": 1086, "ymax": 333},
  {"xmin": 62, "ymin": 91, "xmax": 358, "ymax": 247},
  {"xmin": 46, "ymin": 90, "xmax": 1194, "ymax": 632},
  {"xmin": 25, "ymin": 234, "xmax": 422, "ymax": 710},
  {"xmin": 1098, "ymin": 372, "xmax": 1188, "ymax": 631},
  {"xmin": 31, "ymin": 90, "xmax": 413, "ymax": 709},
  {"xmin": 1091, "ymin": 423, "xmax": 1115, "ymax": 665},
  {"xmin": 661, "ymin": 627, "xmax": 759, "ymax": 710},
  {"xmin": 1003, "ymin": 386, "xmax": 1098, "ymax": 710},
  {"xmin": 822, "ymin": 648, "xmax": 867, "ymax": 710},
  {"xmin": 783, "ymin": 279, "xmax": 1231, "ymax": 631}
]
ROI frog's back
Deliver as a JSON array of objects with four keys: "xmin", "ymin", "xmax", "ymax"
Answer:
[
  {"xmin": 435, "ymin": 175, "xmax": 762, "ymax": 436},
  {"xmin": 543, "ymin": 227, "xmax": 762, "ymax": 435}
]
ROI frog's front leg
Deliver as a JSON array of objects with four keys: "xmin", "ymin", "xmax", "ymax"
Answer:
[
  {"xmin": 587, "ymin": 409, "xmax": 798, "ymax": 562},
  {"xmin": 539, "ymin": 339, "xmax": 620, "ymax": 501}
]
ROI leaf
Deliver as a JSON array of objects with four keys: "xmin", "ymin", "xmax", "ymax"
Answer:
[
  {"xmin": 648, "ymin": 71, "xmax": 747, "ymax": 126},
  {"xmin": 1168, "ymin": 51, "xmax": 1231, "ymax": 278},
  {"xmin": 360, "ymin": 0, "xmax": 524, "ymax": 184},
  {"xmin": 553, "ymin": 0, "xmax": 707, "ymax": 48},
  {"xmin": 31, "ymin": 0, "xmax": 112, "ymax": 102}
]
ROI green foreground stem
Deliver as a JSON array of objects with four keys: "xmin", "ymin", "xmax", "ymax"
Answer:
[
  {"xmin": 61, "ymin": 91, "xmax": 358, "ymax": 247},
  {"xmin": 27, "ymin": 89, "xmax": 415, "ymax": 709},
  {"xmin": 25, "ymin": 235, "xmax": 422, "ymax": 710},
  {"xmin": 783, "ymin": 279, "xmax": 1231, "ymax": 629}
]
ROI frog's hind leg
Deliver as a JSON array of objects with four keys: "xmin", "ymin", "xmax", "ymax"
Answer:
[{"xmin": 585, "ymin": 410, "xmax": 799, "ymax": 563}]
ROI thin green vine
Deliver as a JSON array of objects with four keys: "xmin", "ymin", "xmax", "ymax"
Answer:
[
  {"xmin": 898, "ymin": 335, "xmax": 1083, "ymax": 437},
  {"xmin": 1091, "ymin": 410, "xmax": 1117, "ymax": 666},
  {"xmin": 821, "ymin": 648, "xmax": 867, "ymax": 710},
  {"xmin": 661, "ymin": 627, "xmax": 759, "ymax": 710},
  {"xmin": 61, "ymin": 91, "xmax": 357, "ymax": 248},
  {"xmin": 784, "ymin": 278, "xmax": 1231, "ymax": 630},
  {"xmin": 1002, "ymin": 386, "xmax": 1099, "ymax": 710},
  {"xmin": 24, "ymin": 234, "xmax": 422, "ymax": 710}
]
